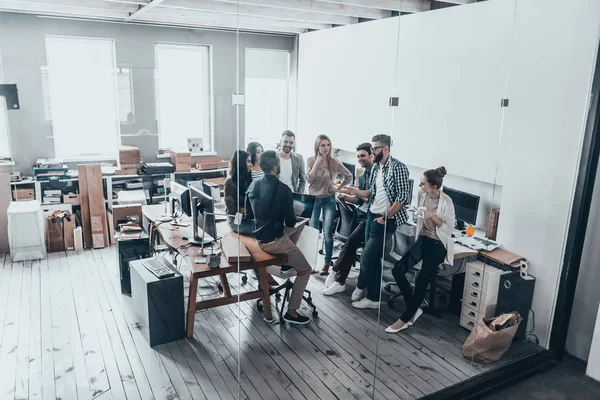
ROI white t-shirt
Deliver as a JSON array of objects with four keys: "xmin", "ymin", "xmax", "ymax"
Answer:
[
  {"xmin": 279, "ymin": 157, "xmax": 294, "ymax": 191},
  {"xmin": 369, "ymin": 170, "xmax": 390, "ymax": 214}
]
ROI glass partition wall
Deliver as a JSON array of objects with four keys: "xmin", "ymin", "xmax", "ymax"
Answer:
[{"xmin": 0, "ymin": 0, "xmax": 599, "ymax": 399}]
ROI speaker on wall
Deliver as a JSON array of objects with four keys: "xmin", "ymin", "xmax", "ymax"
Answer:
[{"xmin": 495, "ymin": 271, "xmax": 535, "ymax": 340}]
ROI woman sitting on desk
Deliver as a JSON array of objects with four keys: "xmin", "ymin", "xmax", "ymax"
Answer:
[
  {"xmin": 224, "ymin": 150, "xmax": 277, "ymax": 285},
  {"xmin": 385, "ymin": 166, "xmax": 456, "ymax": 333}
]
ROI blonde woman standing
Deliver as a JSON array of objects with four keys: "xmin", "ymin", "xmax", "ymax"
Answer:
[{"xmin": 306, "ymin": 134, "xmax": 352, "ymax": 275}]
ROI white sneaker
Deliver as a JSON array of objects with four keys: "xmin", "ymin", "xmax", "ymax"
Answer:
[
  {"xmin": 323, "ymin": 282, "xmax": 345, "ymax": 296},
  {"xmin": 324, "ymin": 270, "xmax": 337, "ymax": 288},
  {"xmin": 351, "ymin": 288, "xmax": 365, "ymax": 302},
  {"xmin": 352, "ymin": 298, "xmax": 379, "ymax": 309}
]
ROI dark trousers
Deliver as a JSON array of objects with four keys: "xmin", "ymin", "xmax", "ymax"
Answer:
[
  {"xmin": 332, "ymin": 213, "xmax": 366, "ymax": 285},
  {"xmin": 357, "ymin": 215, "xmax": 394, "ymax": 302},
  {"xmin": 392, "ymin": 236, "xmax": 447, "ymax": 323}
]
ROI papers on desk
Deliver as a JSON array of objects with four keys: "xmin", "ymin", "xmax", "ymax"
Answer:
[{"xmin": 454, "ymin": 235, "xmax": 500, "ymax": 251}]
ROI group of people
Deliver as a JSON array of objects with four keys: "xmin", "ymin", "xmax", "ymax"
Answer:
[{"xmin": 222, "ymin": 130, "xmax": 456, "ymax": 333}]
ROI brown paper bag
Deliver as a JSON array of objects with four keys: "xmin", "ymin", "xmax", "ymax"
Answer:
[{"xmin": 462, "ymin": 312, "xmax": 522, "ymax": 363}]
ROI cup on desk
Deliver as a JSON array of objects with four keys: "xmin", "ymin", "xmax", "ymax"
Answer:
[
  {"xmin": 466, "ymin": 225, "xmax": 475, "ymax": 237},
  {"xmin": 417, "ymin": 207, "xmax": 426, "ymax": 219}
]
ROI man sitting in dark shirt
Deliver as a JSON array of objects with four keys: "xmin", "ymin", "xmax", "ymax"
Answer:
[{"xmin": 245, "ymin": 150, "xmax": 312, "ymax": 325}]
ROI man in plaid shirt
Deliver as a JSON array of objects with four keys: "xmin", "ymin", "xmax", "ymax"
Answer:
[{"xmin": 343, "ymin": 134, "xmax": 411, "ymax": 308}]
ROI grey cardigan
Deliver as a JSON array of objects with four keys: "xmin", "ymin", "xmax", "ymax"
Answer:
[{"xmin": 278, "ymin": 152, "xmax": 306, "ymax": 193}]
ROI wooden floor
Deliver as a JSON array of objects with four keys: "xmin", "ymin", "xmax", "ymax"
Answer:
[{"xmin": 0, "ymin": 249, "xmax": 541, "ymax": 400}]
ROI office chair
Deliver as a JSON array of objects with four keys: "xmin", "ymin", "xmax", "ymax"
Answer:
[{"xmin": 256, "ymin": 265, "xmax": 318, "ymax": 322}]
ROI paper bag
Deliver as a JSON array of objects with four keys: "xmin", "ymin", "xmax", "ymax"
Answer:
[{"xmin": 462, "ymin": 312, "xmax": 522, "ymax": 363}]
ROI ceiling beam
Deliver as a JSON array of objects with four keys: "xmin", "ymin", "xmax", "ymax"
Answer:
[
  {"xmin": 212, "ymin": 0, "xmax": 392, "ymax": 20},
  {"xmin": 145, "ymin": 7, "xmax": 332, "ymax": 30},
  {"xmin": 4, "ymin": 0, "xmax": 138, "ymax": 12},
  {"xmin": 439, "ymin": 0, "xmax": 476, "ymax": 4},
  {"xmin": 0, "ymin": 0, "xmax": 129, "ymax": 18},
  {"xmin": 134, "ymin": 13, "xmax": 303, "ymax": 34},
  {"xmin": 317, "ymin": 0, "xmax": 430, "ymax": 13},
  {"xmin": 126, "ymin": 0, "xmax": 164, "ymax": 21},
  {"xmin": 163, "ymin": 0, "xmax": 358, "ymax": 26}
]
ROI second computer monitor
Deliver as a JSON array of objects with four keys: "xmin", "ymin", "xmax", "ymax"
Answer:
[
  {"xmin": 443, "ymin": 186, "xmax": 480, "ymax": 230},
  {"xmin": 189, "ymin": 186, "xmax": 217, "ymax": 243},
  {"xmin": 342, "ymin": 162, "xmax": 356, "ymax": 186},
  {"xmin": 170, "ymin": 181, "xmax": 191, "ymax": 216}
]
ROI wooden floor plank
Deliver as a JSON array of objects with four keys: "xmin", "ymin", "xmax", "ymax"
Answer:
[
  {"xmin": 56, "ymin": 251, "xmax": 98, "ymax": 400},
  {"xmin": 65, "ymin": 251, "xmax": 121, "ymax": 400},
  {"xmin": 0, "ymin": 261, "xmax": 23, "ymax": 399},
  {"xmin": 80, "ymin": 250, "xmax": 151, "ymax": 400},
  {"xmin": 28, "ymin": 260, "xmax": 43, "ymax": 400},
  {"xmin": 14, "ymin": 261, "xmax": 31, "ymax": 400},
  {"xmin": 0, "ymin": 247, "xmax": 544, "ymax": 400},
  {"xmin": 47, "ymin": 252, "xmax": 79, "ymax": 400},
  {"xmin": 39, "ymin": 257, "xmax": 56, "ymax": 400},
  {"xmin": 222, "ymin": 275, "xmax": 378, "ymax": 400},
  {"xmin": 90, "ymin": 249, "xmax": 179, "ymax": 400}
]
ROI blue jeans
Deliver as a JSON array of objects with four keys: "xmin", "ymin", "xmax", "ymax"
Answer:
[
  {"xmin": 227, "ymin": 216, "xmax": 254, "ymax": 235},
  {"xmin": 309, "ymin": 196, "xmax": 337, "ymax": 265},
  {"xmin": 357, "ymin": 215, "xmax": 394, "ymax": 302}
]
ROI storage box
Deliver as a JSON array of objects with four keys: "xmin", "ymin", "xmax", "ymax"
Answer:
[
  {"xmin": 194, "ymin": 160, "xmax": 229, "ymax": 171},
  {"xmin": 112, "ymin": 204, "xmax": 143, "ymax": 228},
  {"xmin": 169, "ymin": 152, "xmax": 191, "ymax": 172},
  {"xmin": 63, "ymin": 193, "xmax": 80, "ymax": 205},
  {"xmin": 12, "ymin": 188, "xmax": 35, "ymax": 201},
  {"xmin": 119, "ymin": 146, "xmax": 141, "ymax": 166}
]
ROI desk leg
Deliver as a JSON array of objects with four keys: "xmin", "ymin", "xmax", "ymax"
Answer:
[
  {"xmin": 220, "ymin": 273, "xmax": 232, "ymax": 298},
  {"xmin": 186, "ymin": 272, "xmax": 198, "ymax": 338},
  {"xmin": 259, "ymin": 269, "xmax": 273, "ymax": 321}
]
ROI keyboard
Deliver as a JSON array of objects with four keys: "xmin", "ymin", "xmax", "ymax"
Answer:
[{"xmin": 142, "ymin": 259, "xmax": 175, "ymax": 279}]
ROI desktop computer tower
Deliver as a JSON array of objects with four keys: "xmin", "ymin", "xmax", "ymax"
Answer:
[{"xmin": 495, "ymin": 272, "xmax": 535, "ymax": 340}]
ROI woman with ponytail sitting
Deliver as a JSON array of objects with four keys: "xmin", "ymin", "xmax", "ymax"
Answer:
[{"xmin": 385, "ymin": 166, "xmax": 456, "ymax": 333}]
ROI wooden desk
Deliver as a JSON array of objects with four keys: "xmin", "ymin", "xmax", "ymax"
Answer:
[{"xmin": 142, "ymin": 204, "xmax": 285, "ymax": 338}]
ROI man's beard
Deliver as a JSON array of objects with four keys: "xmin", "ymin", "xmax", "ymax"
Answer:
[
  {"xmin": 374, "ymin": 152, "xmax": 384, "ymax": 163},
  {"xmin": 282, "ymin": 146, "xmax": 292, "ymax": 154}
]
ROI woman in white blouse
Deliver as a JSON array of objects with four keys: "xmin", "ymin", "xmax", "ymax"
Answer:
[
  {"xmin": 246, "ymin": 141, "xmax": 264, "ymax": 181},
  {"xmin": 386, "ymin": 166, "xmax": 456, "ymax": 333}
]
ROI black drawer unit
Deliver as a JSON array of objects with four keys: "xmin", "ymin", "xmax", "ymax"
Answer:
[{"xmin": 116, "ymin": 233, "xmax": 150, "ymax": 296}]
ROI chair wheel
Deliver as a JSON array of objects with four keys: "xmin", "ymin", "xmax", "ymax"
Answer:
[
  {"xmin": 218, "ymin": 284, "xmax": 223, "ymax": 292},
  {"xmin": 312, "ymin": 311, "xmax": 318, "ymax": 318},
  {"xmin": 242, "ymin": 275, "xmax": 248, "ymax": 284},
  {"xmin": 384, "ymin": 284, "xmax": 392, "ymax": 292},
  {"xmin": 257, "ymin": 303, "xmax": 263, "ymax": 312},
  {"xmin": 275, "ymin": 293, "xmax": 281, "ymax": 300}
]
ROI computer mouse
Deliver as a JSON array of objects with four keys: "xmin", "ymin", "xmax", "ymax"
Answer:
[{"xmin": 451, "ymin": 233, "xmax": 455, "ymax": 238}]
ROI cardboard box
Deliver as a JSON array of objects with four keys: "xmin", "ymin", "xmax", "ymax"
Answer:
[
  {"xmin": 195, "ymin": 160, "xmax": 229, "ymax": 171},
  {"xmin": 119, "ymin": 146, "xmax": 141, "ymax": 166},
  {"xmin": 169, "ymin": 151, "xmax": 192, "ymax": 172},
  {"xmin": 12, "ymin": 188, "xmax": 35, "ymax": 201},
  {"xmin": 112, "ymin": 204, "xmax": 143, "ymax": 229},
  {"xmin": 63, "ymin": 193, "xmax": 80, "ymax": 205}
]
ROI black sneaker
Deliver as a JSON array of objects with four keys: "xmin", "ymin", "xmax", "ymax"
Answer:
[{"xmin": 283, "ymin": 312, "xmax": 310, "ymax": 325}]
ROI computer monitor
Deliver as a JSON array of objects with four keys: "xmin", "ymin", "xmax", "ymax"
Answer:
[
  {"xmin": 342, "ymin": 162, "xmax": 356, "ymax": 186},
  {"xmin": 189, "ymin": 186, "xmax": 217, "ymax": 244},
  {"xmin": 443, "ymin": 186, "xmax": 480, "ymax": 230},
  {"xmin": 169, "ymin": 181, "xmax": 191, "ymax": 217},
  {"xmin": 293, "ymin": 193, "xmax": 317, "ymax": 219}
]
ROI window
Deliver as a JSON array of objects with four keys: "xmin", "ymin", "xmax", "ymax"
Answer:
[
  {"xmin": 45, "ymin": 35, "xmax": 121, "ymax": 159},
  {"xmin": 42, "ymin": 66, "xmax": 133, "ymax": 124},
  {"xmin": 154, "ymin": 43, "xmax": 212, "ymax": 153},
  {"xmin": 245, "ymin": 49, "xmax": 290, "ymax": 149},
  {"xmin": 0, "ymin": 53, "xmax": 11, "ymax": 159}
]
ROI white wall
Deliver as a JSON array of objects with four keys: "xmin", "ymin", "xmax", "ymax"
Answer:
[{"xmin": 297, "ymin": 0, "xmax": 600, "ymax": 346}]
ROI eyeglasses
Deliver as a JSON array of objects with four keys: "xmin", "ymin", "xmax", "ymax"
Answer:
[{"xmin": 370, "ymin": 145, "xmax": 385, "ymax": 152}]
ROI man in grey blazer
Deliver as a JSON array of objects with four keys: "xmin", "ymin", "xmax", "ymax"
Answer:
[{"xmin": 278, "ymin": 130, "xmax": 306, "ymax": 193}]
